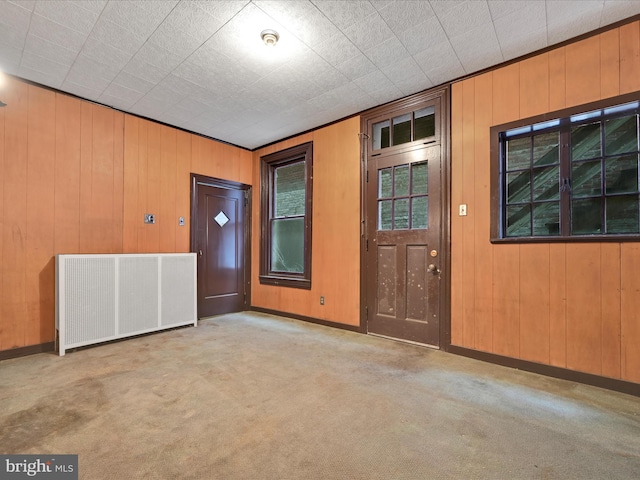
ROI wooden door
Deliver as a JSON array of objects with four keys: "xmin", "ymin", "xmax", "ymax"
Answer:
[
  {"xmin": 366, "ymin": 147, "xmax": 442, "ymax": 346},
  {"xmin": 191, "ymin": 175, "xmax": 250, "ymax": 318}
]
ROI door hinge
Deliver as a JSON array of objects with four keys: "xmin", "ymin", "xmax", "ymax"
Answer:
[
  {"xmin": 366, "ymin": 238, "xmax": 369, "ymax": 252},
  {"xmin": 366, "ymin": 170, "xmax": 369, "ymax": 182}
]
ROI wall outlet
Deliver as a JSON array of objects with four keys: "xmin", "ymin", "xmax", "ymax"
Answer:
[
  {"xmin": 144, "ymin": 214, "xmax": 155, "ymax": 224},
  {"xmin": 459, "ymin": 204, "xmax": 467, "ymax": 216},
  {"xmin": 320, "ymin": 296, "xmax": 325, "ymax": 305},
  {"xmin": 178, "ymin": 216, "xmax": 185, "ymax": 226}
]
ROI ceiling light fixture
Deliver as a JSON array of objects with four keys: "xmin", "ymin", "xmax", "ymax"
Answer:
[{"xmin": 261, "ymin": 29, "xmax": 279, "ymax": 47}]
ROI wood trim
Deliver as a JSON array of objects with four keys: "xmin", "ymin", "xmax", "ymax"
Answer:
[
  {"xmin": 250, "ymin": 306, "xmax": 365, "ymax": 333},
  {"xmin": 448, "ymin": 345, "xmax": 640, "ymax": 397},
  {"xmin": 0, "ymin": 342, "xmax": 54, "ymax": 361}
]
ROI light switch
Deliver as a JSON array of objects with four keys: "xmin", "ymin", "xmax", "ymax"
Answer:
[{"xmin": 459, "ymin": 204, "xmax": 467, "ymax": 216}]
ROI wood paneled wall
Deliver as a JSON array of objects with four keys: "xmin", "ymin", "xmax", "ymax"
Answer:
[
  {"xmin": 0, "ymin": 76, "xmax": 252, "ymax": 352},
  {"xmin": 251, "ymin": 118, "xmax": 361, "ymax": 327},
  {"xmin": 451, "ymin": 21, "xmax": 640, "ymax": 383}
]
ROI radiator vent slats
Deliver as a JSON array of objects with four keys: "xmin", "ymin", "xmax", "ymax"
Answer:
[{"xmin": 56, "ymin": 254, "xmax": 197, "ymax": 356}]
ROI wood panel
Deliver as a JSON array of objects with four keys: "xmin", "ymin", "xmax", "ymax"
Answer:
[
  {"xmin": 122, "ymin": 116, "xmax": 140, "ymax": 252},
  {"xmin": 112, "ymin": 111, "xmax": 124, "ymax": 253},
  {"xmin": 565, "ymin": 35, "xmax": 601, "ymax": 107},
  {"xmin": 54, "ymin": 95, "xmax": 81, "ymax": 254},
  {"xmin": 1, "ymin": 79, "xmax": 28, "ymax": 350},
  {"xmin": 473, "ymin": 74, "xmax": 493, "ymax": 352},
  {"xmin": 137, "ymin": 119, "xmax": 149, "ymax": 252},
  {"xmin": 619, "ymin": 21, "xmax": 640, "ymax": 94},
  {"xmin": 461, "ymin": 78, "xmax": 476, "ymax": 347},
  {"xmin": 159, "ymin": 126, "xmax": 177, "ymax": 252},
  {"xmin": 175, "ymin": 131, "xmax": 192, "ymax": 252},
  {"xmin": 25, "ymin": 86, "xmax": 56, "ymax": 345},
  {"xmin": 621, "ymin": 243, "xmax": 640, "ymax": 383},
  {"xmin": 92, "ymin": 105, "xmax": 117, "ymax": 253},
  {"xmin": 79, "ymin": 102, "xmax": 93, "ymax": 254},
  {"xmin": 600, "ymin": 243, "xmax": 621, "ymax": 379},
  {"xmin": 145, "ymin": 123, "xmax": 162, "ymax": 252},
  {"xmin": 519, "ymin": 244, "xmax": 550, "ymax": 364},
  {"xmin": 600, "ymin": 28, "xmax": 620, "ymax": 99},
  {"xmin": 519, "ymin": 53, "xmax": 549, "ymax": 118},
  {"xmin": 548, "ymin": 47, "xmax": 566, "ymax": 111},
  {"xmin": 450, "ymin": 83, "xmax": 464, "ymax": 345},
  {"xmin": 548, "ymin": 243, "xmax": 567, "ymax": 368}
]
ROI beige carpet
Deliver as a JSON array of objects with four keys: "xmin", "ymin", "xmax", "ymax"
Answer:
[{"xmin": 1, "ymin": 312, "xmax": 639, "ymax": 479}]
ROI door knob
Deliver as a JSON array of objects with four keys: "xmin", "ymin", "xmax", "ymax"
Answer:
[{"xmin": 427, "ymin": 264, "xmax": 440, "ymax": 274}]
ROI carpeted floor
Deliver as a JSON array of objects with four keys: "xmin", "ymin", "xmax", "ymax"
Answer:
[{"xmin": 1, "ymin": 312, "xmax": 639, "ymax": 479}]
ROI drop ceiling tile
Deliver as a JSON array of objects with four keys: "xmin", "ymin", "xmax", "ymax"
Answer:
[
  {"xmin": 65, "ymin": 54, "xmax": 118, "ymax": 92},
  {"xmin": 24, "ymin": 33, "xmax": 78, "ymax": 66},
  {"xmin": 494, "ymin": 3, "xmax": 547, "ymax": 58},
  {"xmin": 100, "ymin": 83, "xmax": 144, "ymax": 107},
  {"xmin": 546, "ymin": 1, "xmax": 604, "ymax": 45},
  {"xmin": 293, "ymin": 48, "xmax": 351, "ymax": 90},
  {"xmin": 394, "ymin": 72, "xmax": 433, "ymax": 96},
  {"xmin": 254, "ymin": 0, "xmax": 342, "ymax": 46},
  {"xmin": 34, "ymin": 1, "xmax": 101, "ymax": 35},
  {"xmin": 311, "ymin": 0, "xmax": 377, "ymax": 30},
  {"xmin": 160, "ymin": 74, "xmax": 211, "ymax": 100},
  {"xmin": 100, "ymin": 0, "xmax": 177, "ymax": 38},
  {"xmin": 413, "ymin": 41, "xmax": 465, "ymax": 85},
  {"xmin": 450, "ymin": 23, "xmax": 503, "ymax": 74},
  {"xmin": 189, "ymin": 0, "xmax": 250, "ymax": 23},
  {"xmin": 128, "ymin": 102, "xmax": 169, "ymax": 120},
  {"xmin": 368, "ymin": 85, "xmax": 404, "ymax": 105},
  {"xmin": 131, "ymin": 42, "xmax": 184, "ymax": 75},
  {"xmin": 353, "ymin": 69, "xmax": 395, "ymax": 94},
  {"xmin": 312, "ymin": 32, "xmax": 361, "ymax": 66},
  {"xmin": 0, "ymin": 43, "xmax": 22, "ymax": 73},
  {"xmin": 380, "ymin": 55, "xmax": 424, "ymax": 84},
  {"xmin": 0, "ymin": 27, "xmax": 28, "ymax": 51},
  {"xmin": 90, "ymin": 18, "xmax": 147, "ymax": 54},
  {"xmin": 398, "ymin": 15, "xmax": 448, "ymax": 56},
  {"xmin": 186, "ymin": 44, "xmax": 262, "ymax": 90},
  {"xmin": 98, "ymin": 92, "xmax": 139, "ymax": 111},
  {"xmin": 172, "ymin": 61, "xmax": 217, "ymax": 90},
  {"xmin": 122, "ymin": 57, "xmax": 167, "ymax": 85},
  {"xmin": 81, "ymin": 36, "xmax": 134, "ymax": 71},
  {"xmin": 71, "ymin": 1, "xmax": 107, "ymax": 14},
  {"xmin": 377, "ymin": 0, "xmax": 435, "ymax": 33},
  {"xmin": 160, "ymin": 1, "xmax": 226, "ymax": 44},
  {"xmin": 18, "ymin": 64, "xmax": 66, "ymax": 88},
  {"xmin": 435, "ymin": 0, "xmax": 493, "ymax": 40},
  {"xmin": 364, "ymin": 36, "xmax": 410, "ymax": 68},
  {"xmin": 21, "ymin": 49, "xmax": 70, "ymax": 80},
  {"xmin": 1, "ymin": 1, "xmax": 32, "ymax": 31},
  {"xmin": 334, "ymin": 53, "xmax": 377, "ymax": 80},
  {"xmin": 112, "ymin": 71, "xmax": 155, "ymax": 95},
  {"xmin": 30, "ymin": 13, "xmax": 88, "ymax": 51},
  {"xmin": 8, "ymin": 1, "xmax": 36, "ymax": 12},
  {"xmin": 500, "ymin": 29, "xmax": 547, "ymax": 61},
  {"xmin": 488, "ymin": 0, "xmax": 542, "ymax": 21},
  {"xmin": 602, "ymin": 1, "xmax": 640, "ymax": 25},
  {"xmin": 429, "ymin": 0, "xmax": 468, "ymax": 17},
  {"xmin": 344, "ymin": 12, "xmax": 394, "ymax": 51},
  {"xmin": 132, "ymin": 85, "xmax": 185, "ymax": 113}
]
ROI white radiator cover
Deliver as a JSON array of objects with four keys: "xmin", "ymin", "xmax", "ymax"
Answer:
[{"xmin": 56, "ymin": 253, "xmax": 197, "ymax": 356}]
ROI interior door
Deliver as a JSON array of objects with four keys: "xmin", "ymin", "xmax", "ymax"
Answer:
[
  {"xmin": 366, "ymin": 146, "xmax": 442, "ymax": 346},
  {"xmin": 191, "ymin": 175, "xmax": 250, "ymax": 318}
]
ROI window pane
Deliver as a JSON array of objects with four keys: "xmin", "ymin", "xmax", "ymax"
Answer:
[
  {"xmin": 393, "ymin": 113, "xmax": 412, "ymax": 145},
  {"xmin": 507, "ymin": 171, "xmax": 530, "ymax": 204},
  {"xmin": 411, "ymin": 196, "xmax": 428, "ymax": 229},
  {"xmin": 379, "ymin": 168, "xmax": 393, "ymax": 198},
  {"xmin": 572, "ymin": 160, "xmax": 602, "ymax": 197},
  {"xmin": 394, "ymin": 198, "xmax": 409, "ymax": 229},
  {"xmin": 378, "ymin": 200, "xmax": 392, "ymax": 230},
  {"xmin": 606, "ymin": 155, "xmax": 639, "ymax": 194},
  {"xmin": 274, "ymin": 162, "xmax": 305, "ymax": 217},
  {"xmin": 533, "ymin": 202, "xmax": 560, "ymax": 236},
  {"xmin": 605, "ymin": 115, "xmax": 638, "ymax": 155},
  {"xmin": 533, "ymin": 166, "xmax": 560, "ymax": 201},
  {"xmin": 372, "ymin": 120, "xmax": 390, "ymax": 150},
  {"xmin": 606, "ymin": 195, "xmax": 640, "ymax": 233},
  {"xmin": 394, "ymin": 164, "xmax": 410, "ymax": 196},
  {"xmin": 271, "ymin": 218, "xmax": 304, "ymax": 273},
  {"xmin": 572, "ymin": 198, "xmax": 603, "ymax": 234},
  {"xmin": 506, "ymin": 137, "xmax": 530, "ymax": 170},
  {"xmin": 506, "ymin": 204, "xmax": 531, "ymax": 237},
  {"xmin": 572, "ymin": 122, "xmax": 601, "ymax": 160},
  {"xmin": 414, "ymin": 106, "xmax": 435, "ymax": 140},
  {"xmin": 533, "ymin": 132, "xmax": 560, "ymax": 166},
  {"xmin": 411, "ymin": 162, "xmax": 428, "ymax": 195}
]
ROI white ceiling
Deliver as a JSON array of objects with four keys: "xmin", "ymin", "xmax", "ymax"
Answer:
[{"xmin": 1, "ymin": 0, "xmax": 639, "ymax": 149}]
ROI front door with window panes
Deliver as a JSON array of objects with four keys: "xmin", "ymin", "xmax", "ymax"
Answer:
[{"xmin": 363, "ymin": 93, "xmax": 446, "ymax": 347}]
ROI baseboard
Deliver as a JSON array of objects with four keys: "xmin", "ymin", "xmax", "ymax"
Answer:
[
  {"xmin": 249, "ymin": 307, "xmax": 365, "ymax": 333},
  {"xmin": 0, "ymin": 342, "xmax": 55, "ymax": 361},
  {"xmin": 447, "ymin": 344, "xmax": 640, "ymax": 397}
]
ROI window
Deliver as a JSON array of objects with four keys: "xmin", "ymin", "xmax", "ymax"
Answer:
[
  {"xmin": 492, "ymin": 94, "xmax": 640, "ymax": 241},
  {"xmin": 372, "ymin": 106, "xmax": 436, "ymax": 150},
  {"xmin": 260, "ymin": 142, "xmax": 313, "ymax": 289},
  {"xmin": 378, "ymin": 162, "xmax": 429, "ymax": 230}
]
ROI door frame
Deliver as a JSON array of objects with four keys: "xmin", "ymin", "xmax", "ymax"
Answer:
[
  {"xmin": 190, "ymin": 173, "xmax": 252, "ymax": 312},
  {"xmin": 359, "ymin": 86, "xmax": 452, "ymax": 350}
]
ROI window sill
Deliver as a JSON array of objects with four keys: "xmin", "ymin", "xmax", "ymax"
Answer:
[
  {"xmin": 259, "ymin": 274, "xmax": 311, "ymax": 290},
  {"xmin": 491, "ymin": 234, "xmax": 640, "ymax": 244}
]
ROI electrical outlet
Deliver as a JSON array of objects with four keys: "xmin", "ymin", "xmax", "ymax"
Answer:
[
  {"xmin": 320, "ymin": 296, "xmax": 325, "ymax": 305},
  {"xmin": 459, "ymin": 204, "xmax": 467, "ymax": 216},
  {"xmin": 144, "ymin": 214, "xmax": 155, "ymax": 224},
  {"xmin": 178, "ymin": 216, "xmax": 185, "ymax": 226}
]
